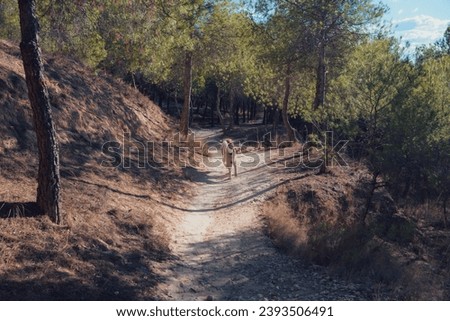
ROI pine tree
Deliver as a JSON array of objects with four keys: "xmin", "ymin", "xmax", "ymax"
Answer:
[{"xmin": 18, "ymin": 0, "xmax": 61, "ymax": 223}]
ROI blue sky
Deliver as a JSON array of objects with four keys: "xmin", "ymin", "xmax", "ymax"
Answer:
[{"xmin": 380, "ymin": 0, "xmax": 450, "ymax": 50}]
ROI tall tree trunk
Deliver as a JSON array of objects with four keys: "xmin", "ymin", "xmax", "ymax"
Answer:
[
  {"xmin": 195, "ymin": 97, "xmax": 201, "ymax": 114},
  {"xmin": 443, "ymin": 196, "xmax": 448, "ymax": 229},
  {"xmin": 359, "ymin": 172, "xmax": 380, "ymax": 224},
  {"xmin": 242, "ymin": 98, "xmax": 246, "ymax": 123},
  {"xmin": 166, "ymin": 91, "xmax": 170, "ymax": 113},
  {"xmin": 282, "ymin": 64, "xmax": 296, "ymax": 142},
  {"xmin": 18, "ymin": 0, "xmax": 61, "ymax": 223},
  {"xmin": 180, "ymin": 51, "xmax": 192, "ymax": 137},
  {"xmin": 174, "ymin": 91, "xmax": 180, "ymax": 117},
  {"xmin": 250, "ymin": 101, "xmax": 258, "ymax": 120},
  {"xmin": 235, "ymin": 96, "xmax": 240, "ymax": 126},
  {"xmin": 215, "ymin": 85, "xmax": 226, "ymax": 133},
  {"xmin": 272, "ymin": 107, "xmax": 280, "ymax": 139},
  {"xmin": 313, "ymin": 39, "xmax": 326, "ymax": 110},
  {"xmin": 202, "ymin": 103, "xmax": 208, "ymax": 121},
  {"xmin": 263, "ymin": 108, "xmax": 267, "ymax": 128},
  {"xmin": 245, "ymin": 99, "xmax": 250, "ymax": 122},
  {"xmin": 227, "ymin": 87, "xmax": 235, "ymax": 131},
  {"xmin": 158, "ymin": 89, "xmax": 163, "ymax": 107}
]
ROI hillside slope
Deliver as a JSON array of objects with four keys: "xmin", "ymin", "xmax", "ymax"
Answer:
[
  {"xmin": 0, "ymin": 40, "xmax": 188, "ymax": 300},
  {"xmin": 263, "ymin": 161, "xmax": 449, "ymax": 300}
]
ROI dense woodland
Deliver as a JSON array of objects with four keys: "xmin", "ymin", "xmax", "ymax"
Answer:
[{"xmin": 4, "ymin": 0, "xmax": 445, "ymax": 217}]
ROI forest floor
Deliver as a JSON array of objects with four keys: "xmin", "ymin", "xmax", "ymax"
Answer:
[{"xmin": 154, "ymin": 128, "xmax": 376, "ymax": 300}]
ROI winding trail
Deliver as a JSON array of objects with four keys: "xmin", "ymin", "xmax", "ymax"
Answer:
[{"xmin": 156, "ymin": 129, "xmax": 371, "ymax": 301}]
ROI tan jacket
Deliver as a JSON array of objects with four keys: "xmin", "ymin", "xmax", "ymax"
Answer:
[{"xmin": 222, "ymin": 139, "xmax": 235, "ymax": 168}]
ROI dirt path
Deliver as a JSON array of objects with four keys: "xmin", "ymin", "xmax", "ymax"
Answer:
[{"xmin": 156, "ymin": 129, "xmax": 371, "ymax": 301}]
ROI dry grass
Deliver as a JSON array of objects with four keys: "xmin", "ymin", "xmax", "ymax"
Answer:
[
  {"xmin": 261, "ymin": 160, "xmax": 450, "ymax": 300},
  {"xmin": 0, "ymin": 40, "xmax": 192, "ymax": 300},
  {"xmin": 263, "ymin": 201, "xmax": 308, "ymax": 254},
  {"xmin": 0, "ymin": 173, "xmax": 184, "ymax": 300}
]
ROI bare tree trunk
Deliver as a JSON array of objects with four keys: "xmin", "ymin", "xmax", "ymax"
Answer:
[
  {"xmin": 227, "ymin": 87, "xmax": 235, "ymax": 131},
  {"xmin": 313, "ymin": 39, "xmax": 326, "ymax": 110},
  {"xmin": 174, "ymin": 91, "xmax": 179, "ymax": 117},
  {"xmin": 131, "ymin": 72, "xmax": 137, "ymax": 89},
  {"xmin": 443, "ymin": 196, "xmax": 448, "ymax": 229},
  {"xmin": 18, "ymin": 0, "xmax": 61, "ymax": 223},
  {"xmin": 263, "ymin": 108, "xmax": 267, "ymax": 128},
  {"xmin": 235, "ymin": 96, "xmax": 240, "ymax": 126},
  {"xmin": 216, "ymin": 85, "xmax": 226, "ymax": 133},
  {"xmin": 166, "ymin": 91, "xmax": 170, "ymax": 113},
  {"xmin": 247, "ymin": 99, "xmax": 251, "ymax": 122},
  {"xmin": 272, "ymin": 107, "xmax": 279, "ymax": 139},
  {"xmin": 360, "ymin": 172, "xmax": 380, "ymax": 225},
  {"xmin": 180, "ymin": 51, "xmax": 192, "ymax": 137},
  {"xmin": 158, "ymin": 89, "xmax": 163, "ymax": 107},
  {"xmin": 282, "ymin": 64, "xmax": 296, "ymax": 142},
  {"xmin": 202, "ymin": 101, "xmax": 208, "ymax": 121}
]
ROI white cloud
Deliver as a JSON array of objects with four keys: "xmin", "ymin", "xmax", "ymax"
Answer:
[{"xmin": 393, "ymin": 15, "xmax": 450, "ymax": 50}]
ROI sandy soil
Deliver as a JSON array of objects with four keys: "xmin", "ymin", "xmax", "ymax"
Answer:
[{"xmin": 155, "ymin": 129, "xmax": 372, "ymax": 301}]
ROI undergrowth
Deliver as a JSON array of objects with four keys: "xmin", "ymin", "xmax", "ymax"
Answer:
[{"xmin": 262, "ymin": 165, "xmax": 449, "ymax": 300}]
